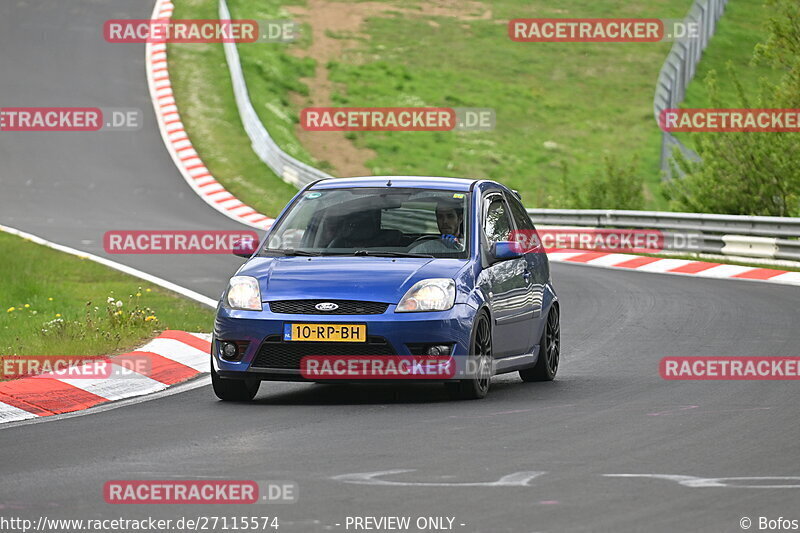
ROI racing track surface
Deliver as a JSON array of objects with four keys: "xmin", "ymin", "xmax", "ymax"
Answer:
[{"xmin": 1, "ymin": 1, "xmax": 799, "ymax": 532}]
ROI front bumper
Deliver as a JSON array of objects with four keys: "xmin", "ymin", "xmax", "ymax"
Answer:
[{"xmin": 213, "ymin": 303, "xmax": 476, "ymax": 381}]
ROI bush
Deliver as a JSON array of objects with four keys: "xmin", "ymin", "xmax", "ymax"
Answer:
[
  {"xmin": 548, "ymin": 154, "xmax": 644, "ymax": 210},
  {"xmin": 665, "ymin": 0, "xmax": 800, "ymax": 216}
]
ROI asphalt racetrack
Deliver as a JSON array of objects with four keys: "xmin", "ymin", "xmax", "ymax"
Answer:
[{"xmin": 1, "ymin": 1, "xmax": 799, "ymax": 532}]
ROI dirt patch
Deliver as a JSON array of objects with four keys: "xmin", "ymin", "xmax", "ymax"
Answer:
[{"xmin": 286, "ymin": 0, "xmax": 490, "ymax": 177}]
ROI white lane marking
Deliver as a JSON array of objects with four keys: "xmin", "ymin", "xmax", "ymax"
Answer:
[
  {"xmin": 604, "ymin": 474, "xmax": 800, "ymax": 488},
  {"xmin": 331, "ymin": 470, "xmax": 546, "ymax": 487},
  {"xmin": 0, "ymin": 402, "xmax": 38, "ymax": 423},
  {"xmin": 0, "ymin": 225, "xmax": 216, "ymax": 308}
]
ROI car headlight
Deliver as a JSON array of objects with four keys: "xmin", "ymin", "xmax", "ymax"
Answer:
[
  {"xmin": 396, "ymin": 279, "xmax": 455, "ymax": 312},
  {"xmin": 226, "ymin": 276, "xmax": 262, "ymax": 311}
]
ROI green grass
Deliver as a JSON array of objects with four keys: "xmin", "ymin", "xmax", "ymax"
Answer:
[
  {"xmin": 167, "ymin": 0, "xmax": 774, "ymax": 215},
  {"xmin": 682, "ymin": 0, "xmax": 780, "ymax": 109},
  {"xmin": 167, "ymin": 0, "xmax": 306, "ymax": 216},
  {"xmin": 167, "ymin": 0, "xmax": 694, "ymax": 214},
  {"xmin": 323, "ymin": 0, "xmax": 693, "ymax": 210},
  {"xmin": 0, "ymin": 232, "xmax": 214, "ymax": 357}
]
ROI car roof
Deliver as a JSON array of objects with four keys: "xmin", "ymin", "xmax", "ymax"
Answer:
[{"xmin": 309, "ymin": 176, "xmax": 483, "ymax": 192}]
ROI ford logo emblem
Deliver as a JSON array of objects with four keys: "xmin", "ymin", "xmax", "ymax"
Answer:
[{"xmin": 315, "ymin": 302, "xmax": 339, "ymax": 311}]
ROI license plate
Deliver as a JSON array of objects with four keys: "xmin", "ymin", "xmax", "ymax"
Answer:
[{"xmin": 284, "ymin": 323, "xmax": 366, "ymax": 342}]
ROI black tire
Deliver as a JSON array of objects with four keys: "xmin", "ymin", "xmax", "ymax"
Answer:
[
  {"xmin": 445, "ymin": 310, "xmax": 493, "ymax": 400},
  {"xmin": 211, "ymin": 357, "xmax": 260, "ymax": 401},
  {"xmin": 520, "ymin": 304, "xmax": 560, "ymax": 382}
]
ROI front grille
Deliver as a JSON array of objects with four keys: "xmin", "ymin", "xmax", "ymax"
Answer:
[
  {"xmin": 251, "ymin": 335, "xmax": 396, "ymax": 369},
  {"xmin": 268, "ymin": 300, "xmax": 389, "ymax": 315}
]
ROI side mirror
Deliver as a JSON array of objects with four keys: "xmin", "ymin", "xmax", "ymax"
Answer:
[
  {"xmin": 231, "ymin": 238, "xmax": 259, "ymax": 258},
  {"xmin": 491, "ymin": 241, "xmax": 523, "ymax": 260}
]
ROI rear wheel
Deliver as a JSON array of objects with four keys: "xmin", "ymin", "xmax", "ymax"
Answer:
[
  {"xmin": 445, "ymin": 310, "xmax": 492, "ymax": 400},
  {"xmin": 211, "ymin": 357, "xmax": 260, "ymax": 401},
  {"xmin": 520, "ymin": 305, "xmax": 560, "ymax": 382}
]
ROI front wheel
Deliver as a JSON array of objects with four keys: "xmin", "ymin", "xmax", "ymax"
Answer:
[
  {"xmin": 211, "ymin": 357, "xmax": 260, "ymax": 401},
  {"xmin": 520, "ymin": 304, "xmax": 560, "ymax": 382},
  {"xmin": 445, "ymin": 310, "xmax": 493, "ymax": 400}
]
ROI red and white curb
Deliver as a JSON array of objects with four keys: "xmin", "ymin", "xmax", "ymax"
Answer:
[
  {"xmin": 548, "ymin": 250, "xmax": 800, "ymax": 286},
  {"xmin": 0, "ymin": 331, "xmax": 211, "ymax": 424},
  {"xmin": 146, "ymin": 0, "xmax": 274, "ymax": 231}
]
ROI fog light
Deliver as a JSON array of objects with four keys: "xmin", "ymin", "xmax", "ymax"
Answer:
[
  {"xmin": 221, "ymin": 341, "xmax": 238, "ymax": 360},
  {"xmin": 426, "ymin": 345, "xmax": 450, "ymax": 356}
]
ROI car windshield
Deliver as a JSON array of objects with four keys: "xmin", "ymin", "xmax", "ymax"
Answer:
[{"xmin": 262, "ymin": 187, "xmax": 470, "ymax": 259}]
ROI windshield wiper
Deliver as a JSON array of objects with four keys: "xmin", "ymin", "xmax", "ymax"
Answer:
[
  {"xmin": 261, "ymin": 248, "xmax": 322, "ymax": 257},
  {"xmin": 349, "ymin": 250, "xmax": 434, "ymax": 258}
]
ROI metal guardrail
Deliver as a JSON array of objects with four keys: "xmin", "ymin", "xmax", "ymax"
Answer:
[
  {"xmin": 654, "ymin": 0, "xmax": 729, "ymax": 180},
  {"xmin": 219, "ymin": 0, "xmax": 332, "ymax": 188},
  {"xmin": 528, "ymin": 208, "xmax": 800, "ymax": 261}
]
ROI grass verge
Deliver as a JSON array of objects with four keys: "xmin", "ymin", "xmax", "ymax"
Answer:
[
  {"xmin": 168, "ymin": 0, "xmax": 694, "ymax": 213},
  {"xmin": 168, "ymin": 0, "xmax": 775, "ymax": 214},
  {"xmin": 321, "ymin": 0, "xmax": 690, "ymax": 209},
  {"xmin": 0, "ymin": 231, "xmax": 214, "ymax": 357}
]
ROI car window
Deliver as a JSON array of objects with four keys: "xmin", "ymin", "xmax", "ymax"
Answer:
[
  {"xmin": 264, "ymin": 188, "xmax": 470, "ymax": 258},
  {"xmin": 381, "ymin": 202, "xmax": 440, "ymax": 234},
  {"xmin": 483, "ymin": 195, "xmax": 512, "ymax": 246},
  {"xmin": 507, "ymin": 194, "xmax": 535, "ymax": 231}
]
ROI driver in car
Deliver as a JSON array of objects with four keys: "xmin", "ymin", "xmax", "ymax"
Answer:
[{"xmin": 409, "ymin": 200, "xmax": 465, "ymax": 253}]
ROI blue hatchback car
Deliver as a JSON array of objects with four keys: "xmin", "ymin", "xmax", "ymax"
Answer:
[{"xmin": 212, "ymin": 176, "xmax": 560, "ymax": 400}]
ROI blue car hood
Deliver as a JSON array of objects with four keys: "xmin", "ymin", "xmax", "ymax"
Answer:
[{"xmin": 237, "ymin": 256, "xmax": 468, "ymax": 304}]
